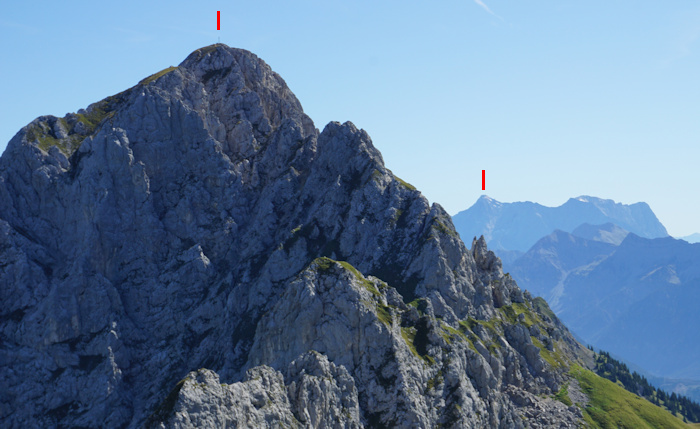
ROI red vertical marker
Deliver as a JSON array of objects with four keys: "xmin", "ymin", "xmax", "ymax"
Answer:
[
  {"xmin": 217, "ymin": 11, "xmax": 221, "ymax": 30},
  {"xmin": 482, "ymin": 170, "xmax": 485, "ymax": 190}
]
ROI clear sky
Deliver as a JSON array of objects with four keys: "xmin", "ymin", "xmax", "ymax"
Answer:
[{"xmin": 1, "ymin": 1, "xmax": 698, "ymax": 236}]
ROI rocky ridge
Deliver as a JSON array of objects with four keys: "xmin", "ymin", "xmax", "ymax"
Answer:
[{"xmin": 1, "ymin": 44, "xmax": 589, "ymax": 428}]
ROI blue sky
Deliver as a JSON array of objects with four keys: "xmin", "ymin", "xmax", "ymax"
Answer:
[{"xmin": 1, "ymin": 1, "xmax": 699, "ymax": 236}]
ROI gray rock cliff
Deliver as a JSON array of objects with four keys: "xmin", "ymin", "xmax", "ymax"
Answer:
[{"xmin": 0, "ymin": 44, "xmax": 589, "ymax": 428}]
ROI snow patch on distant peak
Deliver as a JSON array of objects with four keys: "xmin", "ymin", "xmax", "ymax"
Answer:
[{"xmin": 479, "ymin": 195, "xmax": 501, "ymax": 205}]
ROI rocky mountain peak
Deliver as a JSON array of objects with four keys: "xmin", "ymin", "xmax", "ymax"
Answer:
[
  {"xmin": 1, "ymin": 45, "xmax": 590, "ymax": 428},
  {"xmin": 179, "ymin": 44, "xmax": 316, "ymax": 138},
  {"xmin": 474, "ymin": 194, "xmax": 503, "ymax": 209}
]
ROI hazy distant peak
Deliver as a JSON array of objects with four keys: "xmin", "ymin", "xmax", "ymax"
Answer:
[
  {"xmin": 572, "ymin": 222, "xmax": 629, "ymax": 246},
  {"xmin": 510, "ymin": 218, "xmax": 700, "ymax": 384},
  {"xmin": 615, "ymin": 232, "xmax": 682, "ymax": 251},
  {"xmin": 452, "ymin": 195, "xmax": 668, "ymax": 253},
  {"xmin": 477, "ymin": 194, "xmax": 501, "ymax": 204},
  {"xmin": 679, "ymin": 232, "xmax": 700, "ymax": 243},
  {"xmin": 477, "ymin": 194, "xmax": 500, "ymax": 204}
]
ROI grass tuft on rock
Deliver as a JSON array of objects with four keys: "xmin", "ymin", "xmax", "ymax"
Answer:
[
  {"xmin": 395, "ymin": 176, "xmax": 416, "ymax": 191},
  {"xmin": 139, "ymin": 66, "xmax": 178, "ymax": 85},
  {"xmin": 555, "ymin": 382, "xmax": 573, "ymax": 406},
  {"xmin": 315, "ymin": 257, "xmax": 393, "ymax": 326}
]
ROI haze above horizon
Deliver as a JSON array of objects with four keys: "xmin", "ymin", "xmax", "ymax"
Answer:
[{"xmin": 1, "ymin": 1, "xmax": 698, "ymax": 236}]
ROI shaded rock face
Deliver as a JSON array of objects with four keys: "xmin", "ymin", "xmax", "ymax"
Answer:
[{"xmin": 0, "ymin": 44, "xmax": 587, "ymax": 428}]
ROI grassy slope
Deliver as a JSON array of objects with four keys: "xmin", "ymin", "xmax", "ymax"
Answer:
[{"xmin": 571, "ymin": 365, "xmax": 691, "ymax": 429}]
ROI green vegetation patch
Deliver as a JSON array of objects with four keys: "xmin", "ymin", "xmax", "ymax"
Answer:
[
  {"xmin": 452, "ymin": 320, "xmax": 490, "ymax": 353},
  {"xmin": 401, "ymin": 327, "xmax": 419, "ymax": 357},
  {"xmin": 28, "ymin": 87, "xmax": 130, "ymax": 157},
  {"xmin": 460, "ymin": 317, "xmax": 478, "ymax": 331},
  {"xmin": 555, "ymin": 382, "xmax": 573, "ymax": 406},
  {"xmin": 408, "ymin": 298, "xmax": 432, "ymax": 317},
  {"xmin": 441, "ymin": 322, "xmax": 477, "ymax": 351},
  {"xmin": 375, "ymin": 303, "xmax": 393, "ymax": 326},
  {"xmin": 315, "ymin": 257, "xmax": 393, "ymax": 327},
  {"xmin": 593, "ymin": 350, "xmax": 700, "ymax": 423},
  {"xmin": 431, "ymin": 220, "xmax": 459, "ymax": 238},
  {"xmin": 426, "ymin": 370, "xmax": 444, "ymax": 392},
  {"xmin": 401, "ymin": 327, "xmax": 435, "ymax": 365},
  {"xmin": 571, "ymin": 365, "xmax": 690, "ymax": 429},
  {"xmin": 532, "ymin": 296, "xmax": 557, "ymax": 320},
  {"xmin": 440, "ymin": 324, "xmax": 461, "ymax": 343},
  {"xmin": 139, "ymin": 66, "xmax": 177, "ymax": 85},
  {"xmin": 26, "ymin": 122, "xmax": 63, "ymax": 153},
  {"xmin": 499, "ymin": 302, "xmax": 540, "ymax": 328},
  {"xmin": 531, "ymin": 336, "xmax": 564, "ymax": 368},
  {"xmin": 462, "ymin": 316, "xmax": 501, "ymax": 340},
  {"xmin": 408, "ymin": 298, "xmax": 422, "ymax": 310},
  {"xmin": 391, "ymin": 208, "xmax": 404, "ymax": 224},
  {"xmin": 313, "ymin": 256, "xmax": 335, "ymax": 272},
  {"xmin": 26, "ymin": 62, "xmax": 180, "ymax": 158},
  {"xmin": 26, "ymin": 118, "xmax": 89, "ymax": 156},
  {"xmin": 360, "ymin": 299, "xmax": 392, "ymax": 327},
  {"xmin": 395, "ymin": 175, "xmax": 416, "ymax": 191},
  {"xmin": 337, "ymin": 260, "xmax": 381, "ymax": 297},
  {"xmin": 76, "ymin": 96, "xmax": 119, "ymax": 133}
]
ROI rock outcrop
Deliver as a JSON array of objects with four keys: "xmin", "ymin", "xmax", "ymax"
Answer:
[{"xmin": 0, "ymin": 44, "xmax": 589, "ymax": 428}]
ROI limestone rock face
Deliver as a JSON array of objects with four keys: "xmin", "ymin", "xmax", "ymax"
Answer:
[
  {"xmin": 152, "ymin": 367, "xmax": 299, "ymax": 429},
  {"xmin": 0, "ymin": 44, "xmax": 588, "ymax": 428}
]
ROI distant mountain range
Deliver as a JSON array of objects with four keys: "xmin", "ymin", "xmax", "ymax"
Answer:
[
  {"xmin": 511, "ymin": 227, "xmax": 700, "ymax": 379},
  {"xmin": 452, "ymin": 195, "xmax": 668, "ymax": 264},
  {"xmin": 680, "ymin": 233, "xmax": 700, "ymax": 243},
  {"xmin": 452, "ymin": 196, "xmax": 700, "ymax": 402}
]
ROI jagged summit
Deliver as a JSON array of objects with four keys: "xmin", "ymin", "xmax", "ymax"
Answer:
[{"xmin": 1, "ymin": 45, "xmax": 593, "ymax": 428}]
